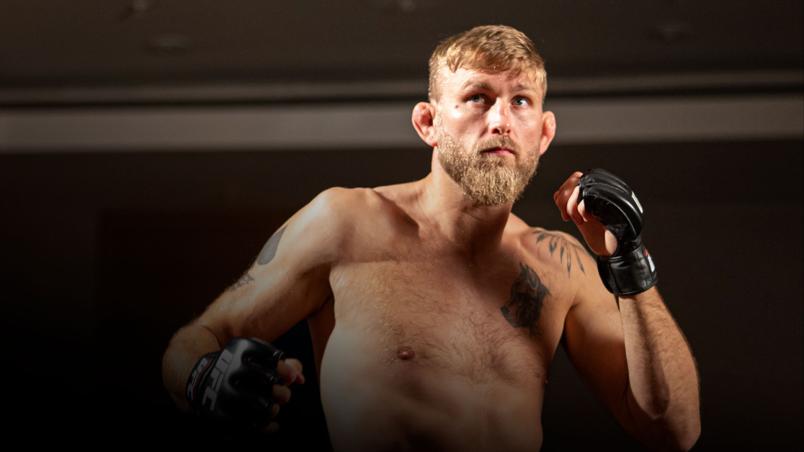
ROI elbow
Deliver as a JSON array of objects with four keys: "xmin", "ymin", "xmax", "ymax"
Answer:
[
  {"xmin": 645, "ymin": 412, "xmax": 701, "ymax": 452},
  {"xmin": 665, "ymin": 391, "xmax": 701, "ymax": 451},
  {"xmin": 674, "ymin": 415, "xmax": 701, "ymax": 451},
  {"xmin": 627, "ymin": 394, "xmax": 701, "ymax": 451}
]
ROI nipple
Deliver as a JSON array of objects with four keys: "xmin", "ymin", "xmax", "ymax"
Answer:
[{"xmin": 396, "ymin": 346, "xmax": 415, "ymax": 360}]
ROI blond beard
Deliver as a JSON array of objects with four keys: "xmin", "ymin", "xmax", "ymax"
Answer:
[{"xmin": 436, "ymin": 128, "xmax": 540, "ymax": 206}]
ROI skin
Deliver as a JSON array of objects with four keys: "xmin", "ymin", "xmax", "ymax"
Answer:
[{"xmin": 163, "ymin": 65, "xmax": 700, "ymax": 451}]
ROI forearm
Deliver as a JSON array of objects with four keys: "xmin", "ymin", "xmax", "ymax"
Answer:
[
  {"xmin": 619, "ymin": 287, "xmax": 700, "ymax": 450},
  {"xmin": 161, "ymin": 323, "xmax": 222, "ymax": 411}
]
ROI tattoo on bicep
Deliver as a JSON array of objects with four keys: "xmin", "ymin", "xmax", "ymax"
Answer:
[
  {"xmin": 257, "ymin": 225, "xmax": 286, "ymax": 265},
  {"xmin": 501, "ymin": 263, "xmax": 551, "ymax": 337},
  {"xmin": 227, "ymin": 272, "xmax": 254, "ymax": 292},
  {"xmin": 534, "ymin": 230, "xmax": 588, "ymax": 276}
]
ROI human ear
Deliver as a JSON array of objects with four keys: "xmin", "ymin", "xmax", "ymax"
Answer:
[{"xmin": 412, "ymin": 102, "xmax": 438, "ymax": 147}]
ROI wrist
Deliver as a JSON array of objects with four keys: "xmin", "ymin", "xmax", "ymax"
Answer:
[
  {"xmin": 185, "ymin": 351, "xmax": 219, "ymax": 411},
  {"xmin": 597, "ymin": 239, "xmax": 658, "ymax": 296}
]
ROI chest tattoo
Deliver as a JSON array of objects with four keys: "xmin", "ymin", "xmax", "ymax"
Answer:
[{"xmin": 500, "ymin": 263, "xmax": 550, "ymax": 337}]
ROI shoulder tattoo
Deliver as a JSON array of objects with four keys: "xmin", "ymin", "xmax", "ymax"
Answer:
[
  {"xmin": 533, "ymin": 229, "xmax": 589, "ymax": 277},
  {"xmin": 501, "ymin": 263, "xmax": 550, "ymax": 337}
]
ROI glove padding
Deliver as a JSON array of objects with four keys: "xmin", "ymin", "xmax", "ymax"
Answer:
[
  {"xmin": 186, "ymin": 337, "xmax": 285, "ymax": 428},
  {"xmin": 579, "ymin": 168, "xmax": 658, "ymax": 296}
]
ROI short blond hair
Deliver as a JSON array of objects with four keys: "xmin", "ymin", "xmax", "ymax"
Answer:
[{"xmin": 428, "ymin": 25, "xmax": 547, "ymax": 101}]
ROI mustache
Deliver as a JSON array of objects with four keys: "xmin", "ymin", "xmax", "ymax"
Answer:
[{"xmin": 476, "ymin": 136, "xmax": 518, "ymax": 154}]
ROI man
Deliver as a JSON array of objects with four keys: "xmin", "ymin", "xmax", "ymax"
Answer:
[{"xmin": 162, "ymin": 25, "xmax": 700, "ymax": 451}]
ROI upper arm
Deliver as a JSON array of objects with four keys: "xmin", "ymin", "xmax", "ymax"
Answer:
[
  {"xmin": 560, "ymin": 233, "xmax": 631, "ymax": 422},
  {"xmin": 195, "ymin": 187, "xmax": 353, "ymax": 344}
]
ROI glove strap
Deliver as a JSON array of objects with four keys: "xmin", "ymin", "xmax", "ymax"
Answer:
[
  {"xmin": 185, "ymin": 351, "xmax": 219, "ymax": 409},
  {"xmin": 597, "ymin": 242, "xmax": 658, "ymax": 296}
]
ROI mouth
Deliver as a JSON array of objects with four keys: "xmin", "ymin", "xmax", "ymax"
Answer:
[{"xmin": 481, "ymin": 147, "xmax": 516, "ymax": 156}]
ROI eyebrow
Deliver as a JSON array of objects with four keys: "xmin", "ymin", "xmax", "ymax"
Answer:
[
  {"xmin": 459, "ymin": 80, "xmax": 537, "ymax": 94},
  {"xmin": 460, "ymin": 80, "xmax": 492, "ymax": 91},
  {"xmin": 512, "ymin": 83, "xmax": 537, "ymax": 94}
]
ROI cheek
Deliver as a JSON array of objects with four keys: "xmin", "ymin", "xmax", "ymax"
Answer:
[
  {"xmin": 443, "ymin": 111, "xmax": 479, "ymax": 136},
  {"xmin": 446, "ymin": 105, "xmax": 474, "ymax": 123},
  {"xmin": 517, "ymin": 118, "xmax": 542, "ymax": 139}
]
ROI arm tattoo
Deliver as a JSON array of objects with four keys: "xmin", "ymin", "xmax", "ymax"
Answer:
[
  {"xmin": 257, "ymin": 225, "xmax": 286, "ymax": 265},
  {"xmin": 227, "ymin": 272, "xmax": 254, "ymax": 292},
  {"xmin": 227, "ymin": 224, "xmax": 285, "ymax": 292},
  {"xmin": 501, "ymin": 263, "xmax": 550, "ymax": 337},
  {"xmin": 534, "ymin": 229, "xmax": 588, "ymax": 276}
]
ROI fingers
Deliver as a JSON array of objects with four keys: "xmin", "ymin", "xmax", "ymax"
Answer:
[
  {"xmin": 262, "ymin": 384, "xmax": 289, "ymax": 431},
  {"xmin": 566, "ymin": 187, "xmax": 587, "ymax": 224},
  {"xmin": 261, "ymin": 421, "xmax": 280, "ymax": 434},
  {"xmin": 260, "ymin": 358, "xmax": 304, "ymax": 432},
  {"xmin": 553, "ymin": 172, "xmax": 622, "ymax": 256},
  {"xmin": 268, "ymin": 358, "xmax": 304, "ymax": 410},
  {"xmin": 577, "ymin": 199, "xmax": 589, "ymax": 222},
  {"xmin": 553, "ymin": 171, "xmax": 587, "ymax": 224},
  {"xmin": 272, "ymin": 382, "xmax": 292, "ymax": 405},
  {"xmin": 277, "ymin": 358, "xmax": 305, "ymax": 385}
]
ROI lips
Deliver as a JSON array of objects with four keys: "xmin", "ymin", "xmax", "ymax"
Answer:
[{"xmin": 481, "ymin": 147, "xmax": 515, "ymax": 156}]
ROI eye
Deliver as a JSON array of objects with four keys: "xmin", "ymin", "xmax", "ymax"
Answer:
[
  {"xmin": 513, "ymin": 96, "xmax": 530, "ymax": 107},
  {"xmin": 467, "ymin": 93, "xmax": 488, "ymax": 104}
]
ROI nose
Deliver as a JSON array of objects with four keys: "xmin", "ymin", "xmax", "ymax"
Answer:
[{"xmin": 487, "ymin": 99, "xmax": 511, "ymax": 135}]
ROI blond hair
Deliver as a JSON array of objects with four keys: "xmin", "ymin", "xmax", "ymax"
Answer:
[{"xmin": 428, "ymin": 25, "xmax": 547, "ymax": 101}]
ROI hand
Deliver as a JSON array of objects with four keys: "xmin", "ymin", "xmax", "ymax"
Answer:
[
  {"xmin": 266, "ymin": 357, "xmax": 306, "ymax": 432},
  {"xmin": 186, "ymin": 337, "xmax": 305, "ymax": 432},
  {"xmin": 554, "ymin": 168, "xmax": 658, "ymax": 295},
  {"xmin": 553, "ymin": 171, "xmax": 618, "ymax": 256}
]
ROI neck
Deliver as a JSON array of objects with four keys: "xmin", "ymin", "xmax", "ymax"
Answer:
[{"xmin": 414, "ymin": 151, "xmax": 513, "ymax": 253}]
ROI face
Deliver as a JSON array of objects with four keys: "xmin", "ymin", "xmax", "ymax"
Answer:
[{"xmin": 430, "ymin": 67, "xmax": 553, "ymax": 206}]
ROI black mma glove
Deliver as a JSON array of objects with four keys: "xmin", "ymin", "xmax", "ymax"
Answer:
[
  {"xmin": 579, "ymin": 168, "xmax": 658, "ymax": 296},
  {"xmin": 186, "ymin": 337, "xmax": 285, "ymax": 428}
]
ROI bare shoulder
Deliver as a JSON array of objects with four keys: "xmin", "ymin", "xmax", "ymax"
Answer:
[
  {"xmin": 310, "ymin": 186, "xmax": 372, "ymax": 211},
  {"xmin": 316, "ymin": 183, "xmax": 414, "ymax": 211},
  {"xmin": 298, "ymin": 185, "xmax": 412, "ymax": 245},
  {"xmin": 301, "ymin": 186, "xmax": 383, "ymax": 227},
  {"xmin": 527, "ymin": 227, "xmax": 587, "ymax": 253},
  {"xmin": 517, "ymin": 223, "xmax": 595, "ymax": 280},
  {"xmin": 271, "ymin": 186, "xmax": 374, "ymax": 260}
]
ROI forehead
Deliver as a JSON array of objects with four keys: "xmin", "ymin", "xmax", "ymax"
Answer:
[{"xmin": 437, "ymin": 66, "xmax": 541, "ymax": 96}]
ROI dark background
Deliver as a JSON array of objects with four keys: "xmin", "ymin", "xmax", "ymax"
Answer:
[
  {"xmin": 2, "ymin": 140, "xmax": 801, "ymax": 450},
  {"xmin": 1, "ymin": 0, "xmax": 802, "ymax": 450}
]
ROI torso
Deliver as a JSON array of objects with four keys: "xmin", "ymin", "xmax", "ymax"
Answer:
[{"xmin": 307, "ymin": 185, "xmax": 582, "ymax": 452}]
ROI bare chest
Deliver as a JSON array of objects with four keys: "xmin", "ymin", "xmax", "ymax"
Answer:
[{"xmin": 328, "ymin": 252, "xmax": 568, "ymax": 383}]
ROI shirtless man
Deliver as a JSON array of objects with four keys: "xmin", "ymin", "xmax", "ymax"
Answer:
[{"xmin": 162, "ymin": 25, "xmax": 701, "ymax": 451}]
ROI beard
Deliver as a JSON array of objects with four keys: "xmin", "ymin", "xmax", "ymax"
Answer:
[{"xmin": 436, "ymin": 128, "xmax": 540, "ymax": 206}]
